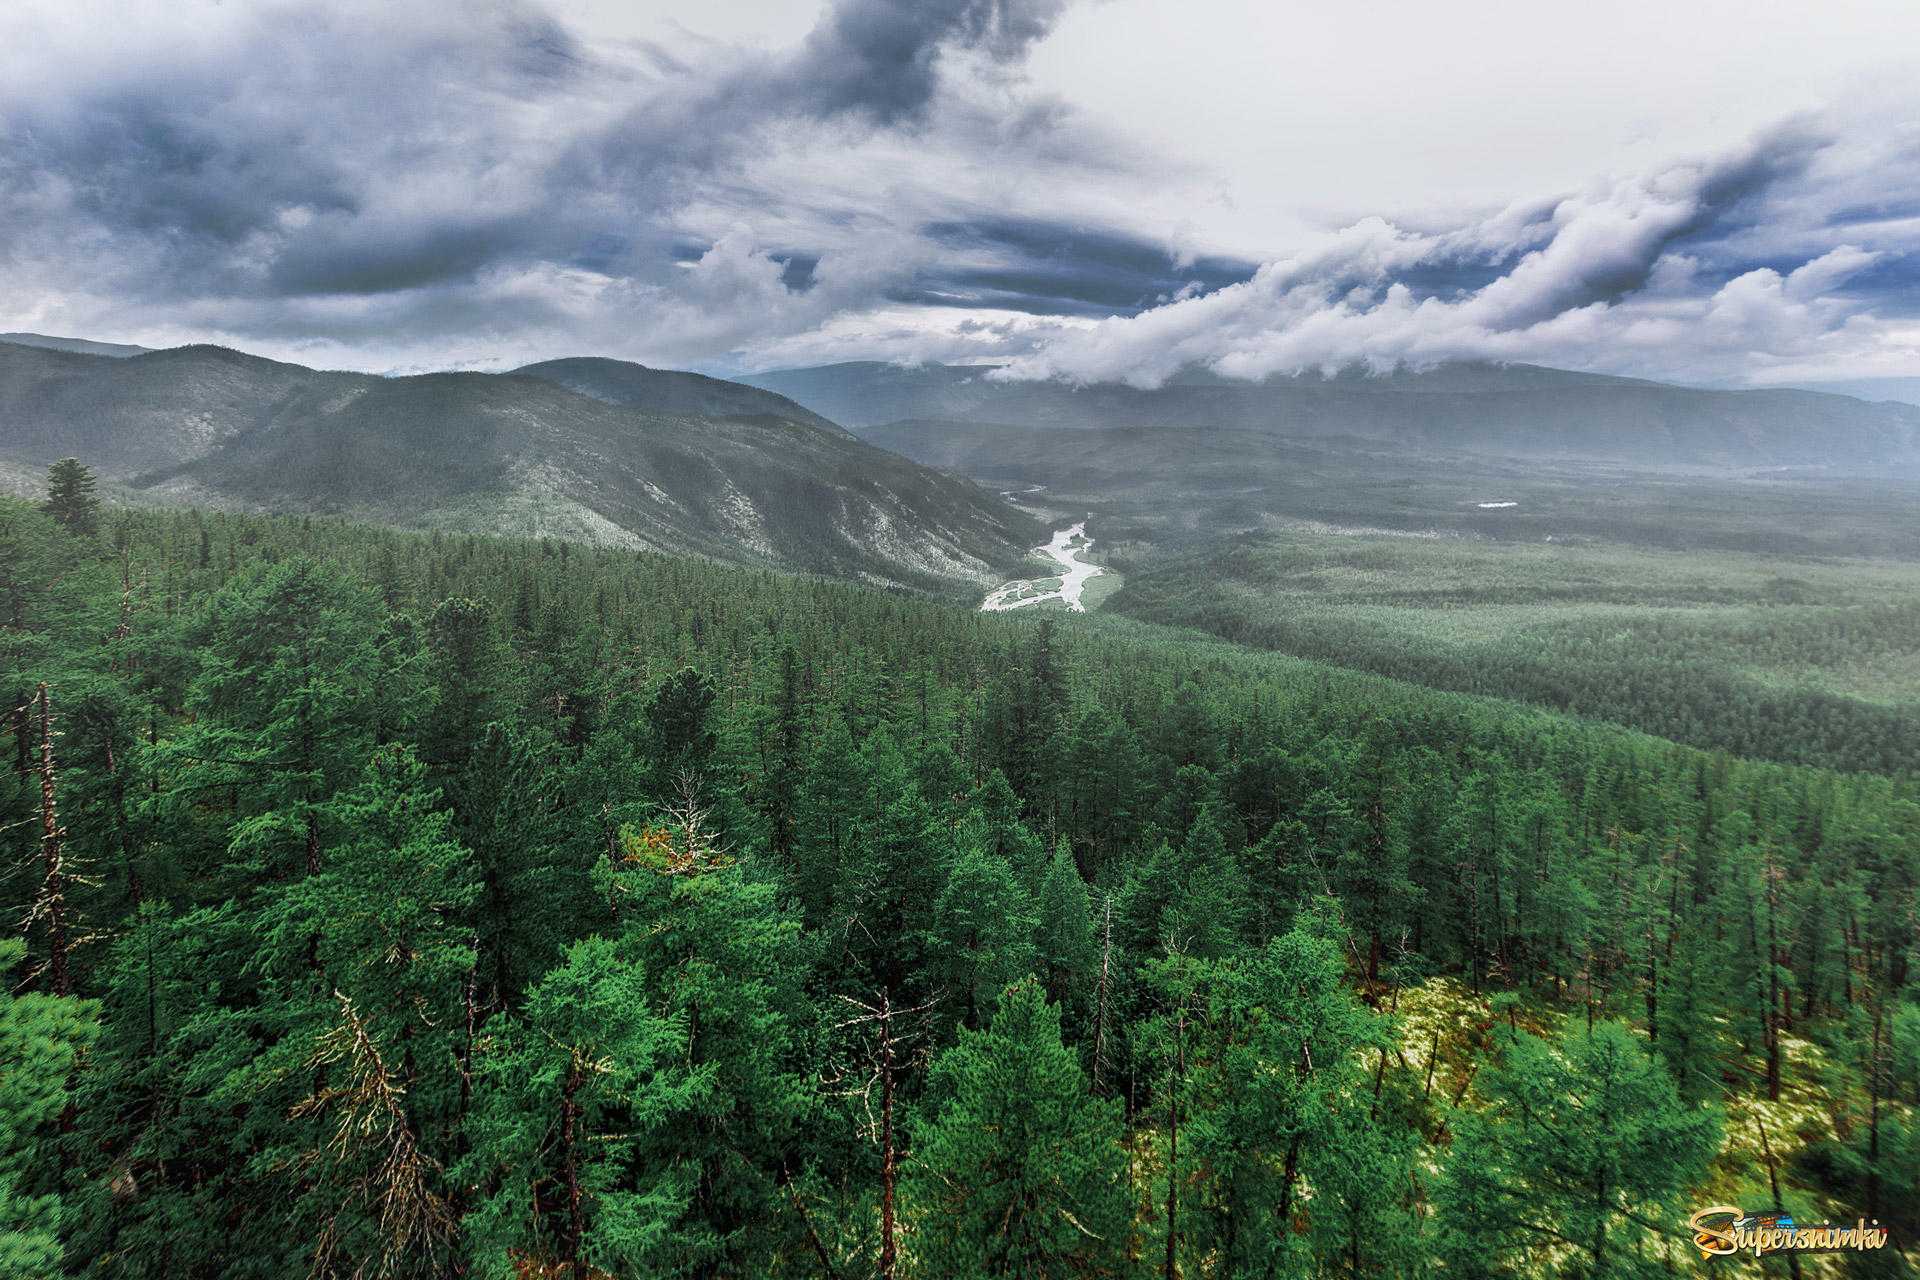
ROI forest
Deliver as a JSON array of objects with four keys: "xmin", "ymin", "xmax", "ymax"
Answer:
[
  {"xmin": 2, "ymin": 478, "xmax": 1917, "ymax": 1278},
  {"xmin": 1113, "ymin": 528, "xmax": 1920, "ymax": 776}
]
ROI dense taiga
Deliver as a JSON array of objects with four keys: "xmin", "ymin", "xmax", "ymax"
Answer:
[
  {"xmin": 8, "ymin": 0, "xmax": 1920, "ymax": 1275},
  {"xmin": 0, "ymin": 341, "xmax": 1039, "ymax": 591},
  {"xmin": 3, "ymin": 491, "xmax": 1916, "ymax": 1278}
]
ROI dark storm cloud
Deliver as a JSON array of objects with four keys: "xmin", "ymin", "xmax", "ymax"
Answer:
[
  {"xmin": 908, "ymin": 216, "xmax": 1256, "ymax": 315},
  {"xmin": 1, "ymin": 0, "xmax": 1114, "ymax": 354},
  {"xmin": 0, "ymin": 3, "xmax": 595, "ymax": 306},
  {"xmin": 782, "ymin": 0, "xmax": 1071, "ymax": 124}
]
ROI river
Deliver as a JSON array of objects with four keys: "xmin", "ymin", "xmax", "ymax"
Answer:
[{"xmin": 980, "ymin": 520, "xmax": 1105, "ymax": 613}]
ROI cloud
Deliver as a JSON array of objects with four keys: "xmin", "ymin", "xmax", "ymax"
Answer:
[
  {"xmin": 0, "ymin": 0, "xmax": 1130, "ymax": 369},
  {"xmin": 992, "ymin": 111, "xmax": 1920, "ymax": 387},
  {"xmin": 1, "ymin": 1, "xmax": 1916, "ymax": 385}
]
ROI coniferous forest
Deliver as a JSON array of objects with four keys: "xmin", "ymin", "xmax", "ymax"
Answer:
[{"xmin": 3, "ymin": 484, "xmax": 1916, "ymax": 1278}]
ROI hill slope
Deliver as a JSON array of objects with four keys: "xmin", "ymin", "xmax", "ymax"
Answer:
[
  {"xmin": 514, "ymin": 357, "xmax": 844, "ymax": 432},
  {"xmin": 0, "ymin": 331, "xmax": 153, "ymax": 358},
  {"xmin": 742, "ymin": 360, "xmax": 1920, "ymax": 469},
  {"xmin": 0, "ymin": 341, "xmax": 1040, "ymax": 591}
]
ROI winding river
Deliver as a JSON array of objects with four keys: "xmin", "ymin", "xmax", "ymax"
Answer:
[{"xmin": 980, "ymin": 520, "xmax": 1105, "ymax": 613}]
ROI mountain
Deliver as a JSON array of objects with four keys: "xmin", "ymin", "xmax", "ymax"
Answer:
[
  {"xmin": 0, "ymin": 341, "xmax": 1041, "ymax": 592},
  {"xmin": 741, "ymin": 360, "xmax": 1920, "ymax": 469},
  {"xmin": 1785, "ymin": 376, "xmax": 1920, "ymax": 408},
  {"xmin": 0, "ymin": 332, "xmax": 152, "ymax": 358},
  {"xmin": 513, "ymin": 357, "xmax": 844, "ymax": 432}
]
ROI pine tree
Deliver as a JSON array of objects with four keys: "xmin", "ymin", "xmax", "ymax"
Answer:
[
  {"xmin": 644, "ymin": 666, "xmax": 717, "ymax": 798},
  {"xmin": 42, "ymin": 458, "xmax": 100, "ymax": 538},
  {"xmin": 461, "ymin": 937, "xmax": 699, "ymax": 1280},
  {"xmin": 1146, "ymin": 913, "xmax": 1384, "ymax": 1277},
  {"xmin": 909, "ymin": 979, "xmax": 1130, "ymax": 1277},
  {"xmin": 165, "ymin": 556, "xmax": 427, "ymax": 889},
  {"xmin": 420, "ymin": 595, "xmax": 517, "ymax": 778},
  {"xmin": 596, "ymin": 828, "xmax": 812, "ymax": 1275},
  {"xmin": 266, "ymin": 746, "xmax": 480, "ymax": 1276}
]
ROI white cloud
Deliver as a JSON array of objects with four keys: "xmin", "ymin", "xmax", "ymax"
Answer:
[{"xmin": 993, "ymin": 114, "xmax": 1920, "ymax": 388}]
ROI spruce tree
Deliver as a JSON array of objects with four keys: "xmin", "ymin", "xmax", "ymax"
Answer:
[{"xmin": 42, "ymin": 458, "xmax": 100, "ymax": 538}]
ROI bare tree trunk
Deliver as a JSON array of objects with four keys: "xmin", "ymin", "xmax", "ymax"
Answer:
[
  {"xmin": 1756, "ymin": 1115, "xmax": 1802, "ymax": 1280},
  {"xmin": 1164, "ymin": 1006, "xmax": 1184, "ymax": 1280},
  {"xmin": 1424, "ymin": 1025, "xmax": 1440, "ymax": 1099},
  {"xmin": 1867, "ymin": 996, "xmax": 1884, "ymax": 1220},
  {"xmin": 34, "ymin": 684, "xmax": 72, "ymax": 997},
  {"xmin": 878, "ymin": 991, "xmax": 899, "ymax": 1280},
  {"xmin": 781, "ymin": 1169, "xmax": 841, "ymax": 1280},
  {"xmin": 1763, "ymin": 856, "xmax": 1783, "ymax": 1101},
  {"xmin": 562, "ymin": 1054, "xmax": 586, "ymax": 1280},
  {"xmin": 1092, "ymin": 895, "xmax": 1113, "ymax": 1093}
]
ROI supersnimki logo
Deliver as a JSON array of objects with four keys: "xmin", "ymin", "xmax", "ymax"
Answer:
[{"xmin": 1688, "ymin": 1206, "xmax": 1891, "ymax": 1259}]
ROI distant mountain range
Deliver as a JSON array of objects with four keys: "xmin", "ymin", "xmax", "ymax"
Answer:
[
  {"xmin": 1784, "ymin": 377, "xmax": 1920, "ymax": 408},
  {"xmin": 0, "ymin": 340, "xmax": 1040, "ymax": 592},
  {"xmin": 1, "ymin": 332, "xmax": 153, "ymax": 358},
  {"xmin": 741, "ymin": 360, "xmax": 1920, "ymax": 470}
]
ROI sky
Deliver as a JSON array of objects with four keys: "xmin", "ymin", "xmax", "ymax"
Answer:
[{"xmin": 3, "ymin": 0, "xmax": 1918, "ymax": 386}]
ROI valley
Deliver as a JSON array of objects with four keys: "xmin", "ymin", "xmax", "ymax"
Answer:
[
  {"xmin": 6, "ymin": 347, "xmax": 1919, "ymax": 1274},
  {"xmin": 11, "ymin": 4, "xmax": 1920, "ymax": 1272},
  {"xmin": 743, "ymin": 358, "xmax": 1920, "ymax": 771}
]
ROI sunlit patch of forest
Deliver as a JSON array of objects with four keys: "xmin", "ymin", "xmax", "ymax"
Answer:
[
  {"xmin": 1114, "ymin": 526, "xmax": 1920, "ymax": 775},
  {"xmin": 2, "ymin": 491, "xmax": 1916, "ymax": 1277}
]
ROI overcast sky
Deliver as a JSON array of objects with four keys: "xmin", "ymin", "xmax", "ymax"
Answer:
[{"xmin": 4, "ymin": 0, "xmax": 1918, "ymax": 385}]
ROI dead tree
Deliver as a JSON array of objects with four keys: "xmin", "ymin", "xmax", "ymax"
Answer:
[
  {"xmin": 824, "ymin": 989, "xmax": 939, "ymax": 1280},
  {"xmin": 1091, "ymin": 894, "xmax": 1114, "ymax": 1094},
  {"xmin": 28, "ymin": 683, "xmax": 73, "ymax": 995}
]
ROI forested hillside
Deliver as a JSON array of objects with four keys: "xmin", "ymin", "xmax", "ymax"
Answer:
[
  {"xmin": 0, "ymin": 341, "xmax": 1040, "ymax": 592},
  {"xmin": 2, "ymin": 494, "xmax": 1915, "ymax": 1277},
  {"xmin": 743, "ymin": 360, "xmax": 1920, "ymax": 470}
]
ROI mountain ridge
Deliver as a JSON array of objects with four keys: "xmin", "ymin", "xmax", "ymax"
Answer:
[
  {"xmin": 513, "ymin": 357, "xmax": 846, "ymax": 433},
  {"xmin": 0, "ymin": 340, "xmax": 1040, "ymax": 592},
  {"xmin": 740, "ymin": 359, "xmax": 1920, "ymax": 469}
]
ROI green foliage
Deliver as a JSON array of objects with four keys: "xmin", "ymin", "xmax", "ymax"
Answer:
[
  {"xmin": 0, "ymin": 940, "xmax": 96, "ymax": 1277},
  {"xmin": 41, "ymin": 459, "xmax": 99, "ymax": 539},
  {"xmin": 1437, "ymin": 1020, "xmax": 1722, "ymax": 1279},
  {"xmin": 462, "ymin": 937, "xmax": 700, "ymax": 1279},
  {"xmin": 1118, "ymin": 526, "xmax": 1920, "ymax": 773},
  {"xmin": 1, "ymin": 498, "xmax": 1915, "ymax": 1276},
  {"xmin": 910, "ymin": 979, "xmax": 1130, "ymax": 1277}
]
